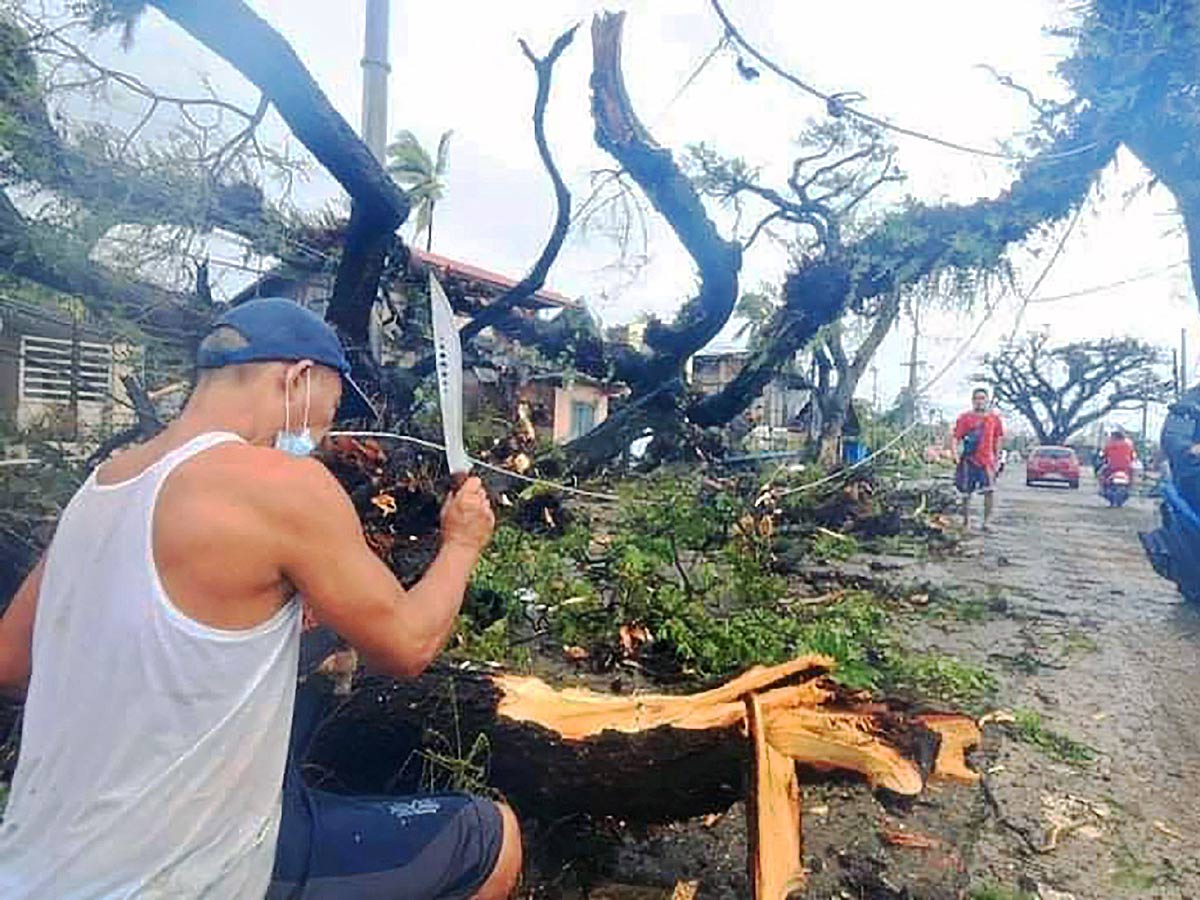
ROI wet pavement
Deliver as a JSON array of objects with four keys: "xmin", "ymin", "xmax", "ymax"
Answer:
[{"xmin": 912, "ymin": 469, "xmax": 1200, "ymax": 899}]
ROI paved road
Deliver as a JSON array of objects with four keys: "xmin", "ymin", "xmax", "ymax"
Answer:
[{"xmin": 920, "ymin": 469, "xmax": 1200, "ymax": 898}]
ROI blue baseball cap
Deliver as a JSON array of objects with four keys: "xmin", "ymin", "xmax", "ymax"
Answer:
[{"xmin": 197, "ymin": 298, "xmax": 351, "ymax": 375}]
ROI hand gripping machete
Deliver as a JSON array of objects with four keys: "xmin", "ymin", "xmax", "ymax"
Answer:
[{"xmin": 429, "ymin": 272, "xmax": 471, "ymax": 489}]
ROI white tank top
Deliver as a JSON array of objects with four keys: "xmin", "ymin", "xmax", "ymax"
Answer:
[{"xmin": 0, "ymin": 432, "xmax": 301, "ymax": 899}]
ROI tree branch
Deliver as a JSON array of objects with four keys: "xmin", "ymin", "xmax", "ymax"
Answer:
[
  {"xmin": 589, "ymin": 12, "xmax": 741, "ymax": 370},
  {"xmin": 459, "ymin": 25, "xmax": 578, "ymax": 344}
]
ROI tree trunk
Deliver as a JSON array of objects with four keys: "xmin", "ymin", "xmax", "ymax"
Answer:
[
  {"xmin": 817, "ymin": 409, "xmax": 845, "ymax": 467},
  {"xmin": 305, "ymin": 655, "xmax": 980, "ymax": 829},
  {"xmin": 149, "ymin": 0, "xmax": 409, "ymax": 345}
]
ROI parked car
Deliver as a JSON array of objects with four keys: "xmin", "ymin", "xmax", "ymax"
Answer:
[{"xmin": 1026, "ymin": 445, "xmax": 1081, "ymax": 489}]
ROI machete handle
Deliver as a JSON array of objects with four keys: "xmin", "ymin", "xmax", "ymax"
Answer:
[{"xmin": 449, "ymin": 471, "xmax": 470, "ymax": 493}]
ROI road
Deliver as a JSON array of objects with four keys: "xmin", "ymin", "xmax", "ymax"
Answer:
[{"xmin": 919, "ymin": 469, "xmax": 1200, "ymax": 898}]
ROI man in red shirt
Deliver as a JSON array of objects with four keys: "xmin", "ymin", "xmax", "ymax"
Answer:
[
  {"xmin": 1100, "ymin": 427, "xmax": 1137, "ymax": 481},
  {"xmin": 953, "ymin": 387, "xmax": 1005, "ymax": 530}
]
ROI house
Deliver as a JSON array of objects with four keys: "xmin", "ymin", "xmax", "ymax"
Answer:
[
  {"xmin": 229, "ymin": 249, "xmax": 617, "ymax": 443},
  {"xmin": 690, "ymin": 350, "xmax": 810, "ymax": 449},
  {"xmin": 0, "ymin": 296, "xmax": 142, "ymax": 440},
  {"xmin": 518, "ymin": 373, "xmax": 623, "ymax": 444}
]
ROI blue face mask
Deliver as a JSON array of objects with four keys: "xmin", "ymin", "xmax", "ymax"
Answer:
[{"xmin": 275, "ymin": 368, "xmax": 317, "ymax": 457}]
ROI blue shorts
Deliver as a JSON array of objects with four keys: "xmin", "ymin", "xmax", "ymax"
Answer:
[
  {"xmin": 956, "ymin": 459, "xmax": 994, "ymax": 494},
  {"xmin": 268, "ymin": 678, "xmax": 504, "ymax": 899}
]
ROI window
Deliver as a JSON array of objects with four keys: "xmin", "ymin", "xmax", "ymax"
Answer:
[
  {"xmin": 20, "ymin": 335, "xmax": 112, "ymax": 404},
  {"xmin": 570, "ymin": 400, "xmax": 596, "ymax": 440}
]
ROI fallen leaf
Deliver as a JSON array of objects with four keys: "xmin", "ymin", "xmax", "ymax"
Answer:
[
  {"xmin": 671, "ymin": 880, "xmax": 700, "ymax": 900},
  {"xmin": 702, "ymin": 813, "xmax": 722, "ymax": 828},
  {"xmin": 562, "ymin": 645, "xmax": 589, "ymax": 662},
  {"xmin": 619, "ymin": 623, "xmax": 652, "ymax": 657},
  {"xmin": 370, "ymin": 493, "xmax": 397, "ymax": 516}
]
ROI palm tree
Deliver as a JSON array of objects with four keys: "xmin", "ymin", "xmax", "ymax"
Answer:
[
  {"xmin": 732, "ymin": 290, "xmax": 779, "ymax": 349},
  {"xmin": 386, "ymin": 129, "xmax": 452, "ymax": 251}
]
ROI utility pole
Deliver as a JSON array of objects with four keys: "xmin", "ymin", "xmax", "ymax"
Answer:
[
  {"xmin": 900, "ymin": 304, "xmax": 923, "ymax": 427},
  {"xmin": 361, "ymin": 0, "xmax": 391, "ymax": 162}
]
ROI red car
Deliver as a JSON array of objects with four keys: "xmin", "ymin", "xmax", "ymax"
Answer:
[{"xmin": 1026, "ymin": 445, "xmax": 1081, "ymax": 489}]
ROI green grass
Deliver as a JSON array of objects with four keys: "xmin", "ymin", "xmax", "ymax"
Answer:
[
  {"xmin": 969, "ymin": 886, "xmax": 1035, "ymax": 900},
  {"xmin": 1110, "ymin": 845, "xmax": 1161, "ymax": 891},
  {"xmin": 1008, "ymin": 708, "xmax": 1096, "ymax": 765}
]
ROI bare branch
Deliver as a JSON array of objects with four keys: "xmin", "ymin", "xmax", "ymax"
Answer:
[{"xmin": 459, "ymin": 24, "xmax": 578, "ymax": 343}]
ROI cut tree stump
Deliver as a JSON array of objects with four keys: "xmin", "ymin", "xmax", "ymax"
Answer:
[{"xmin": 307, "ymin": 654, "xmax": 980, "ymax": 899}]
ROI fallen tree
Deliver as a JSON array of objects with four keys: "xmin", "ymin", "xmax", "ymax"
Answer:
[{"xmin": 306, "ymin": 654, "xmax": 980, "ymax": 898}]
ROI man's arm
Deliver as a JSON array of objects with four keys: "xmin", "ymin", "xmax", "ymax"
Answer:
[
  {"xmin": 0, "ymin": 556, "xmax": 44, "ymax": 697},
  {"xmin": 269, "ymin": 460, "xmax": 493, "ymax": 679}
]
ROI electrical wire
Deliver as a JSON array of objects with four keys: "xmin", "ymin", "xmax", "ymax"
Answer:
[
  {"xmin": 1027, "ymin": 260, "xmax": 1190, "ymax": 304},
  {"xmin": 326, "ymin": 431, "xmax": 633, "ymax": 504},
  {"xmin": 709, "ymin": 0, "xmax": 1099, "ymax": 164}
]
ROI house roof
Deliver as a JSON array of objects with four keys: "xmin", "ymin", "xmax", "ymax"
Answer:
[
  {"xmin": 229, "ymin": 248, "xmax": 581, "ymax": 314},
  {"xmin": 408, "ymin": 249, "xmax": 578, "ymax": 311}
]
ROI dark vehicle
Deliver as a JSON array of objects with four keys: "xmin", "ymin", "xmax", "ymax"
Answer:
[
  {"xmin": 1140, "ymin": 481, "xmax": 1200, "ymax": 603},
  {"xmin": 1026, "ymin": 445, "xmax": 1081, "ymax": 489}
]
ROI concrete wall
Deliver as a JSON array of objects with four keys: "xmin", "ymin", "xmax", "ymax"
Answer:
[{"xmin": 551, "ymin": 383, "xmax": 610, "ymax": 444}]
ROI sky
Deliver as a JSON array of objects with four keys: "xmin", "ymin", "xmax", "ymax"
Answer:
[{"xmin": 54, "ymin": 0, "xmax": 1200, "ymax": 430}]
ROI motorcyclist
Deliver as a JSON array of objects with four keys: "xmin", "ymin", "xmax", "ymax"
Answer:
[{"xmin": 1099, "ymin": 427, "xmax": 1137, "ymax": 487}]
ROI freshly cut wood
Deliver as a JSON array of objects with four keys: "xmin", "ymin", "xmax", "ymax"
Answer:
[
  {"xmin": 916, "ymin": 713, "xmax": 983, "ymax": 784},
  {"xmin": 746, "ymin": 693, "xmax": 806, "ymax": 900},
  {"xmin": 762, "ymin": 707, "xmax": 926, "ymax": 796},
  {"xmin": 494, "ymin": 654, "xmax": 834, "ymax": 740},
  {"xmin": 308, "ymin": 655, "xmax": 980, "ymax": 831}
]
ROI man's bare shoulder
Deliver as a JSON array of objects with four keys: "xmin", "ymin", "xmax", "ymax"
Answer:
[{"xmin": 169, "ymin": 443, "xmax": 350, "ymax": 517}]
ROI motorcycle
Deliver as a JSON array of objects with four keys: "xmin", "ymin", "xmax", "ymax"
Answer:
[
  {"xmin": 1140, "ymin": 480, "xmax": 1200, "ymax": 604},
  {"xmin": 1100, "ymin": 468, "xmax": 1132, "ymax": 507}
]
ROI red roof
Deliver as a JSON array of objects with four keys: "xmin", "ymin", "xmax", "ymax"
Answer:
[{"xmin": 409, "ymin": 248, "xmax": 577, "ymax": 310}]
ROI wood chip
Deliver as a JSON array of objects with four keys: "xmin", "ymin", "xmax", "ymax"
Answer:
[
  {"xmin": 978, "ymin": 710, "xmax": 1016, "ymax": 727},
  {"xmin": 1154, "ymin": 820, "xmax": 1186, "ymax": 841}
]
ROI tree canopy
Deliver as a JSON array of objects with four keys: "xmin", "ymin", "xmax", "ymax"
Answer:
[{"xmin": 979, "ymin": 334, "xmax": 1171, "ymax": 444}]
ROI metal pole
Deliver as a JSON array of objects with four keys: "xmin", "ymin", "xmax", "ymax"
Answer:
[{"xmin": 361, "ymin": 0, "xmax": 391, "ymax": 163}]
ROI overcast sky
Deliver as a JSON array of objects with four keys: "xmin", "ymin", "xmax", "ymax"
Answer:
[{"xmin": 64, "ymin": 0, "xmax": 1199, "ymax": 428}]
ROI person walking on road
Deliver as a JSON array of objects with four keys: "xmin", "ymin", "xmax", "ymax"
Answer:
[
  {"xmin": 0, "ymin": 299, "xmax": 521, "ymax": 899},
  {"xmin": 953, "ymin": 387, "xmax": 1005, "ymax": 531}
]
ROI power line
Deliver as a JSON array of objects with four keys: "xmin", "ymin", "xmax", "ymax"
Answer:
[
  {"xmin": 708, "ymin": 0, "xmax": 1099, "ymax": 164},
  {"xmin": 1027, "ymin": 260, "xmax": 1190, "ymax": 304},
  {"xmin": 1006, "ymin": 202, "xmax": 1084, "ymax": 341}
]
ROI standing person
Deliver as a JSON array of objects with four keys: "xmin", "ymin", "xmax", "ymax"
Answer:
[
  {"xmin": 953, "ymin": 387, "xmax": 1005, "ymax": 531},
  {"xmin": 0, "ymin": 299, "xmax": 522, "ymax": 899}
]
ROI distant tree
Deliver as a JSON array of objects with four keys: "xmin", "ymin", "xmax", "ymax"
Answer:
[
  {"xmin": 386, "ymin": 129, "xmax": 452, "ymax": 252},
  {"xmin": 979, "ymin": 334, "xmax": 1172, "ymax": 445}
]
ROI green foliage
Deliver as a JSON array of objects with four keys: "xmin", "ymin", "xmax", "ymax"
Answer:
[
  {"xmin": 811, "ymin": 529, "xmax": 860, "ymax": 561},
  {"xmin": 386, "ymin": 129, "xmax": 452, "ymax": 247},
  {"xmin": 415, "ymin": 683, "xmax": 495, "ymax": 797},
  {"xmin": 1008, "ymin": 708, "xmax": 1096, "ymax": 765},
  {"xmin": 455, "ymin": 469, "xmax": 989, "ymax": 706}
]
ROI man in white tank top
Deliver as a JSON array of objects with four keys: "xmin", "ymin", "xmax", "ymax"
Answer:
[{"xmin": 0, "ymin": 299, "xmax": 520, "ymax": 898}]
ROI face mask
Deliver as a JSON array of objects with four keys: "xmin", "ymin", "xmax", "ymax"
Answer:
[{"xmin": 275, "ymin": 368, "xmax": 316, "ymax": 457}]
